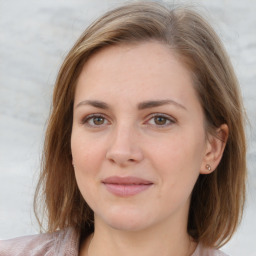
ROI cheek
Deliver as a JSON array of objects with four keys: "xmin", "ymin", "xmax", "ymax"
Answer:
[
  {"xmin": 150, "ymin": 132, "xmax": 205, "ymax": 196},
  {"xmin": 71, "ymin": 144, "xmax": 104, "ymax": 214},
  {"xmin": 71, "ymin": 131, "xmax": 105, "ymax": 199},
  {"xmin": 71, "ymin": 130, "xmax": 105, "ymax": 170},
  {"xmin": 151, "ymin": 134, "xmax": 203, "ymax": 171}
]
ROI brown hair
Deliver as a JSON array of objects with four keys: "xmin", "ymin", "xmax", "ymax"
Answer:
[{"xmin": 34, "ymin": 1, "xmax": 247, "ymax": 247}]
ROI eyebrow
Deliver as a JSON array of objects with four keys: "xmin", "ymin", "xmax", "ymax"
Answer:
[
  {"xmin": 75, "ymin": 100, "xmax": 109, "ymax": 109},
  {"xmin": 75, "ymin": 99, "xmax": 187, "ymax": 111},
  {"xmin": 137, "ymin": 99, "xmax": 187, "ymax": 111}
]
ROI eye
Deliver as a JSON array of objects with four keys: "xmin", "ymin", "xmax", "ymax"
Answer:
[
  {"xmin": 146, "ymin": 114, "xmax": 175, "ymax": 127},
  {"xmin": 82, "ymin": 114, "xmax": 109, "ymax": 127}
]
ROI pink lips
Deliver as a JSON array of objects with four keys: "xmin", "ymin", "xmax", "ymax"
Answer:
[{"xmin": 102, "ymin": 176, "xmax": 153, "ymax": 197}]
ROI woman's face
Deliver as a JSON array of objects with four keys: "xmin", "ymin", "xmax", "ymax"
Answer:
[{"xmin": 71, "ymin": 41, "xmax": 211, "ymax": 232}]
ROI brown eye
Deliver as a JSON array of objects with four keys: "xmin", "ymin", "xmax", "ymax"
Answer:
[
  {"xmin": 93, "ymin": 116, "xmax": 105, "ymax": 125},
  {"xmin": 154, "ymin": 116, "xmax": 167, "ymax": 125},
  {"xmin": 146, "ymin": 114, "xmax": 175, "ymax": 127},
  {"xmin": 82, "ymin": 114, "xmax": 109, "ymax": 127}
]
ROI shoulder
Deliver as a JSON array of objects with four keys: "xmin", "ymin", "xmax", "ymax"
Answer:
[
  {"xmin": 0, "ymin": 227, "xmax": 80, "ymax": 256},
  {"xmin": 192, "ymin": 243, "xmax": 229, "ymax": 256}
]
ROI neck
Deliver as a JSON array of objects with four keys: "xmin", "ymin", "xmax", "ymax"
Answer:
[{"xmin": 80, "ymin": 215, "xmax": 197, "ymax": 256}]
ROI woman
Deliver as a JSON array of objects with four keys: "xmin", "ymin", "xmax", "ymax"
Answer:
[{"xmin": 0, "ymin": 2, "xmax": 246, "ymax": 256}]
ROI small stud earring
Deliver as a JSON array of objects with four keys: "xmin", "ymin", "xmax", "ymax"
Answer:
[{"xmin": 206, "ymin": 164, "xmax": 211, "ymax": 171}]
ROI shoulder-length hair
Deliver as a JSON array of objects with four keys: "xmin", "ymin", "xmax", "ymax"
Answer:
[{"xmin": 34, "ymin": 1, "xmax": 247, "ymax": 247}]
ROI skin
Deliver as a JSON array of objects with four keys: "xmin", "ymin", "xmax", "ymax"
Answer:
[{"xmin": 71, "ymin": 41, "xmax": 228, "ymax": 256}]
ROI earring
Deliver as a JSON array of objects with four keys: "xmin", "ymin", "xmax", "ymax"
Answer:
[{"xmin": 206, "ymin": 164, "xmax": 211, "ymax": 171}]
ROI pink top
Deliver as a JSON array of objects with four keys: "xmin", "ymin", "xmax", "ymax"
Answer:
[{"xmin": 0, "ymin": 227, "xmax": 229, "ymax": 256}]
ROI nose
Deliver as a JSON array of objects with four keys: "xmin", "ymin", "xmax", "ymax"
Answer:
[{"xmin": 105, "ymin": 125, "xmax": 144, "ymax": 166}]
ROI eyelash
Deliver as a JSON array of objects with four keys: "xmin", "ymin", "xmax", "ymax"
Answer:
[
  {"xmin": 81, "ymin": 114, "xmax": 109, "ymax": 127},
  {"xmin": 145, "ymin": 113, "xmax": 176, "ymax": 127},
  {"xmin": 81, "ymin": 113, "xmax": 176, "ymax": 128}
]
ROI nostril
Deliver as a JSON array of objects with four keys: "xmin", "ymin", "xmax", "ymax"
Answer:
[{"xmin": 109, "ymin": 159, "xmax": 115, "ymax": 164}]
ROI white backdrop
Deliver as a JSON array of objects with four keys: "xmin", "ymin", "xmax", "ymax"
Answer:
[{"xmin": 0, "ymin": 0, "xmax": 255, "ymax": 255}]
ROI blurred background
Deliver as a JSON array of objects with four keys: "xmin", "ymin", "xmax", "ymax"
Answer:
[{"xmin": 0, "ymin": 0, "xmax": 255, "ymax": 255}]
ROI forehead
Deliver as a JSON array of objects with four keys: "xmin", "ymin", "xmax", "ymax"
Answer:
[{"xmin": 75, "ymin": 41, "xmax": 198, "ymax": 108}]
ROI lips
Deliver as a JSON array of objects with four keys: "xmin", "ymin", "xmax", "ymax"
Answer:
[{"xmin": 102, "ymin": 176, "xmax": 153, "ymax": 197}]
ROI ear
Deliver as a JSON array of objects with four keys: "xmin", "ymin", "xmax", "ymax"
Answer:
[{"xmin": 200, "ymin": 124, "xmax": 229, "ymax": 174}]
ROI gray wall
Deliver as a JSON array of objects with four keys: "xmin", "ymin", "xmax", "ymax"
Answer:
[{"xmin": 0, "ymin": 1, "xmax": 255, "ymax": 255}]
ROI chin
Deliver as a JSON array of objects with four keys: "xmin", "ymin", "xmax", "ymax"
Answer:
[
  {"xmin": 108, "ymin": 219, "xmax": 149, "ymax": 232},
  {"xmin": 98, "ymin": 207, "xmax": 153, "ymax": 232}
]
